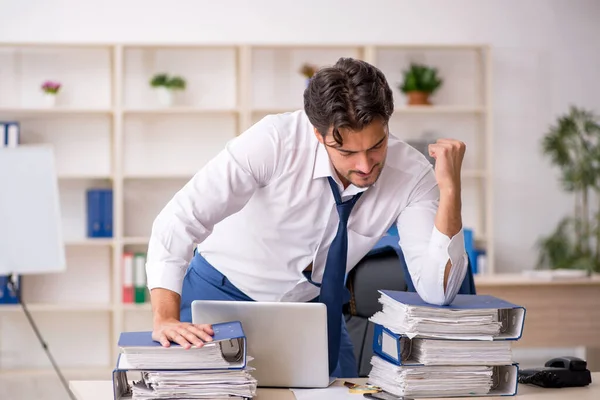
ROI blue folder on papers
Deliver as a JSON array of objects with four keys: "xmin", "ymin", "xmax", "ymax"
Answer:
[
  {"xmin": 377, "ymin": 290, "xmax": 526, "ymax": 340},
  {"xmin": 113, "ymin": 321, "xmax": 248, "ymax": 400},
  {"xmin": 118, "ymin": 320, "xmax": 244, "ymax": 347}
]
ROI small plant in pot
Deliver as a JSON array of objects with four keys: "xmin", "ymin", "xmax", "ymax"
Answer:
[
  {"xmin": 150, "ymin": 73, "xmax": 187, "ymax": 107},
  {"xmin": 399, "ymin": 63, "xmax": 443, "ymax": 106},
  {"xmin": 41, "ymin": 80, "xmax": 61, "ymax": 107}
]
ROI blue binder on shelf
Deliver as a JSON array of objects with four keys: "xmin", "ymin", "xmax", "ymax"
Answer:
[
  {"xmin": 86, "ymin": 188, "xmax": 113, "ymax": 238},
  {"xmin": 0, "ymin": 275, "xmax": 20, "ymax": 304},
  {"xmin": 113, "ymin": 321, "xmax": 248, "ymax": 400},
  {"xmin": 377, "ymin": 290, "xmax": 526, "ymax": 341}
]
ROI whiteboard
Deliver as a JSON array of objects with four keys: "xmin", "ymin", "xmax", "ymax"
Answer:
[{"xmin": 0, "ymin": 145, "xmax": 66, "ymax": 275}]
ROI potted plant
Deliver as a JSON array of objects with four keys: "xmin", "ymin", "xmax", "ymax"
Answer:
[
  {"xmin": 149, "ymin": 73, "xmax": 187, "ymax": 107},
  {"xmin": 536, "ymin": 106, "xmax": 600, "ymax": 275},
  {"xmin": 41, "ymin": 80, "xmax": 61, "ymax": 107},
  {"xmin": 299, "ymin": 63, "xmax": 318, "ymax": 87},
  {"xmin": 399, "ymin": 63, "xmax": 443, "ymax": 105}
]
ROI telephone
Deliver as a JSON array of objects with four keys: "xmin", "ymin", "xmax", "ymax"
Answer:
[{"xmin": 518, "ymin": 356, "xmax": 592, "ymax": 388}]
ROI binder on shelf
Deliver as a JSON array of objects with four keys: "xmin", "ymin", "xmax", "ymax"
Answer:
[
  {"xmin": 0, "ymin": 275, "xmax": 20, "ymax": 304},
  {"xmin": 372, "ymin": 290, "xmax": 526, "ymax": 341},
  {"xmin": 372, "ymin": 324, "xmax": 513, "ymax": 367},
  {"xmin": 122, "ymin": 253, "xmax": 134, "ymax": 304},
  {"xmin": 102, "ymin": 188, "xmax": 113, "ymax": 237},
  {"xmin": 5, "ymin": 122, "xmax": 20, "ymax": 148},
  {"xmin": 86, "ymin": 188, "xmax": 113, "ymax": 238},
  {"xmin": 0, "ymin": 122, "xmax": 6, "ymax": 148},
  {"xmin": 133, "ymin": 253, "xmax": 146, "ymax": 303}
]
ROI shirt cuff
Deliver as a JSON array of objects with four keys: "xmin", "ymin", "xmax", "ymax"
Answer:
[
  {"xmin": 428, "ymin": 225, "xmax": 466, "ymax": 267},
  {"xmin": 427, "ymin": 226, "xmax": 468, "ymax": 304},
  {"xmin": 145, "ymin": 261, "xmax": 187, "ymax": 296}
]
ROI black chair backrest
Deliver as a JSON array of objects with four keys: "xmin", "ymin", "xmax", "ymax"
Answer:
[{"xmin": 344, "ymin": 248, "xmax": 408, "ymax": 376}]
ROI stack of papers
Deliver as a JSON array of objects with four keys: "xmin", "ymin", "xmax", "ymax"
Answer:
[
  {"xmin": 114, "ymin": 321, "xmax": 257, "ymax": 399},
  {"xmin": 411, "ymin": 339, "xmax": 513, "ymax": 365},
  {"xmin": 131, "ymin": 369, "xmax": 257, "ymax": 400},
  {"xmin": 366, "ymin": 290, "xmax": 525, "ymax": 398},
  {"xmin": 370, "ymin": 292, "xmax": 502, "ymax": 340},
  {"xmin": 369, "ymin": 356, "xmax": 494, "ymax": 398},
  {"xmin": 122, "ymin": 341, "xmax": 240, "ymax": 370}
]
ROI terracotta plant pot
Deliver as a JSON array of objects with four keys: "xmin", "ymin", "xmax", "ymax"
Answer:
[{"xmin": 407, "ymin": 91, "xmax": 431, "ymax": 105}]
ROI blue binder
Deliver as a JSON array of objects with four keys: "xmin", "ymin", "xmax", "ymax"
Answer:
[
  {"xmin": 372, "ymin": 324, "xmax": 423, "ymax": 366},
  {"xmin": 0, "ymin": 122, "xmax": 6, "ymax": 147},
  {"xmin": 377, "ymin": 290, "xmax": 526, "ymax": 340},
  {"xmin": 0, "ymin": 275, "xmax": 20, "ymax": 304},
  {"xmin": 86, "ymin": 189, "xmax": 113, "ymax": 238},
  {"xmin": 113, "ymin": 321, "xmax": 249, "ymax": 400},
  {"xmin": 372, "ymin": 355, "xmax": 520, "ymax": 397}
]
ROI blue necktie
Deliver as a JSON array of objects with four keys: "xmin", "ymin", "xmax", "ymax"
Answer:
[{"xmin": 320, "ymin": 176, "xmax": 363, "ymax": 375}]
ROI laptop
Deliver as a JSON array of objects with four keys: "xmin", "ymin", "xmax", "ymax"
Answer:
[{"xmin": 191, "ymin": 300, "xmax": 332, "ymax": 388}]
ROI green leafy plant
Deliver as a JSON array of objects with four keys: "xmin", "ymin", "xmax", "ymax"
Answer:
[
  {"xmin": 399, "ymin": 63, "xmax": 443, "ymax": 94},
  {"xmin": 537, "ymin": 105, "xmax": 600, "ymax": 273},
  {"xmin": 149, "ymin": 73, "xmax": 187, "ymax": 90}
]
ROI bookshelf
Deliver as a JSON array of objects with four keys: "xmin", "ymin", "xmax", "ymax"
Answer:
[{"xmin": 0, "ymin": 42, "xmax": 493, "ymax": 374}]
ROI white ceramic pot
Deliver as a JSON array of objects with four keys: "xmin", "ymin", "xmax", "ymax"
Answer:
[
  {"xmin": 156, "ymin": 87, "xmax": 173, "ymax": 107},
  {"xmin": 43, "ymin": 93, "xmax": 56, "ymax": 107}
]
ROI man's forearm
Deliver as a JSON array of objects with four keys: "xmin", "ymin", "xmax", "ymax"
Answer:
[
  {"xmin": 435, "ymin": 187, "xmax": 463, "ymax": 290},
  {"xmin": 151, "ymin": 288, "xmax": 181, "ymax": 327}
]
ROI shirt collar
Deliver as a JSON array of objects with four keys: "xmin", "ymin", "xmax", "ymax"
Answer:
[{"xmin": 312, "ymin": 140, "xmax": 369, "ymax": 199}]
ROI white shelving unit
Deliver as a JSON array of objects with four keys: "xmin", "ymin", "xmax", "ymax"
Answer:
[{"xmin": 0, "ymin": 42, "xmax": 493, "ymax": 375}]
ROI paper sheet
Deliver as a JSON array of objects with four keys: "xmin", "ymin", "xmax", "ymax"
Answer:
[{"xmin": 290, "ymin": 386, "xmax": 364, "ymax": 400}]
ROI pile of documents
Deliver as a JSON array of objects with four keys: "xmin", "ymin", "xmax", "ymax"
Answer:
[
  {"xmin": 367, "ymin": 290, "xmax": 526, "ymax": 398},
  {"xmin": 113, "ymin": 321, "xmax": 257, "ymax": 399}
]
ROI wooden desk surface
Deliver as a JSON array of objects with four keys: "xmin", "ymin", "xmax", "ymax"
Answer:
[
  {"xmin": 70, "ymin": 374, "xmax": 600, "ymax": 400},
  {"xmin": 474, "ymin": 272, "xmax": 600, "ymax": 287}
]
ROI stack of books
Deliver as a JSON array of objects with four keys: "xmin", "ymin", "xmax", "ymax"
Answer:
[
  {"xmin": 367, "ymin": 290, "xmax": 526, "ymax": 398},
  {"xmin": 113, "ymin": 321, "xmax": 257, "ymax": 399}
]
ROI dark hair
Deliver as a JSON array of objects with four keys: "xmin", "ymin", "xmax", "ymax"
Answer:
[{"xmin": 303, "ymin": 57, "xmax": 394, "ymax": 146}]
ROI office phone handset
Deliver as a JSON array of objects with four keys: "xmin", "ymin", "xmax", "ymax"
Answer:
[{"xmin": 518, "ymin": 356, "xmax": 592, "ymax": 388}]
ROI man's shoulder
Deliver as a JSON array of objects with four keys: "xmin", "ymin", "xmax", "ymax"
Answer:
[{"xmin": 385, "ymin": 134, "xmax": 434, "ymax": 177}]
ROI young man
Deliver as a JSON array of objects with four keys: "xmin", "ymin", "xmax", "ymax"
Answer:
[{"xmin": 145, "ymin": 57, "xmax": 468, "ymax": 378}]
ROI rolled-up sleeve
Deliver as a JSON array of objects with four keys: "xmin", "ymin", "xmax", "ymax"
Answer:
[
  {"xmin": 395, "ymin": 167, "xmax": 469, "ymax": 306},
  {"xmin": 145, "ymin": 117, "xmax": 281, "ymax": 295}
]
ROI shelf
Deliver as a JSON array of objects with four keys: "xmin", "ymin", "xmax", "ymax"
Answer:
[
  {"xmin": 64, "ymin": 238, "xmax": 115, "ymax": 247},
  {"xmin": 394, "ymin": 105, "xmax": 486, "ymax": 114},
  {"xmin": 0, "ymin": 108, "xmax": 113, "ymax": 117},
  {"xmin": 122, "ymin": 303, "xmax": 152, "ymax": 311},
  {"xmin": 0, "ymin": 42, "xmax": 494, "ymax": 373},
  {"xmin": 58, "ymin": 174, "xmax": 113, "ymax": 180},
  {"xmin": 0, "ymin": 366, "xmax": 113, "ymax": 377},
  {"xmin": 0, "ymin": 303, "xmax": 113, "ymax": 313},
  {"xmin": 251, "ymin": 105, "xmax": 486, "ymax": 116},
  {"xmin": 124, "ymin": 173, "xmax": 194, "ymax": 180},
  {"xmin": 123, "ymin": 237, "xmax": 150, "ymax": 245},
  {"xmin": 123, "ymin": 107, "xmax": 239, "ymax": 115}
]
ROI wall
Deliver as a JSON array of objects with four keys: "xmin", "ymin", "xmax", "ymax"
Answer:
[{"xmin": 1, "ymin": 0, "xmax": 599, "ymax": 271}]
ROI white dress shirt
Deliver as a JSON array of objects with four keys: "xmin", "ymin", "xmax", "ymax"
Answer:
[{"xmin": 146, "ymin": 110, "xmax": 468, "ymax": 306}]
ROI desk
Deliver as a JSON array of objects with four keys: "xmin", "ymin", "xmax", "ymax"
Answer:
[
  {"xmin": 475, "ymin": 273, "xmax": 600, "ymax": 371},
  {"xmin": 70, "ymin": 374, "xmax": 600, "ymax": 400}
]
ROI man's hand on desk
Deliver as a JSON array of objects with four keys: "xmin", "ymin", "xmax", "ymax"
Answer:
[{"xmin": 152, "ymin": 319, "xmax": 214, "ymax": 349}]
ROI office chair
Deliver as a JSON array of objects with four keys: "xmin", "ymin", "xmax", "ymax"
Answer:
[{"xmin": 343, "ymin": 235, "xmax": 477, "ymax": 377}]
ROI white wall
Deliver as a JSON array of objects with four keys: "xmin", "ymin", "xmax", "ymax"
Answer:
[{"xmin": 1, "ymin": 0, "xmax": 599, "ymax": 272}]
